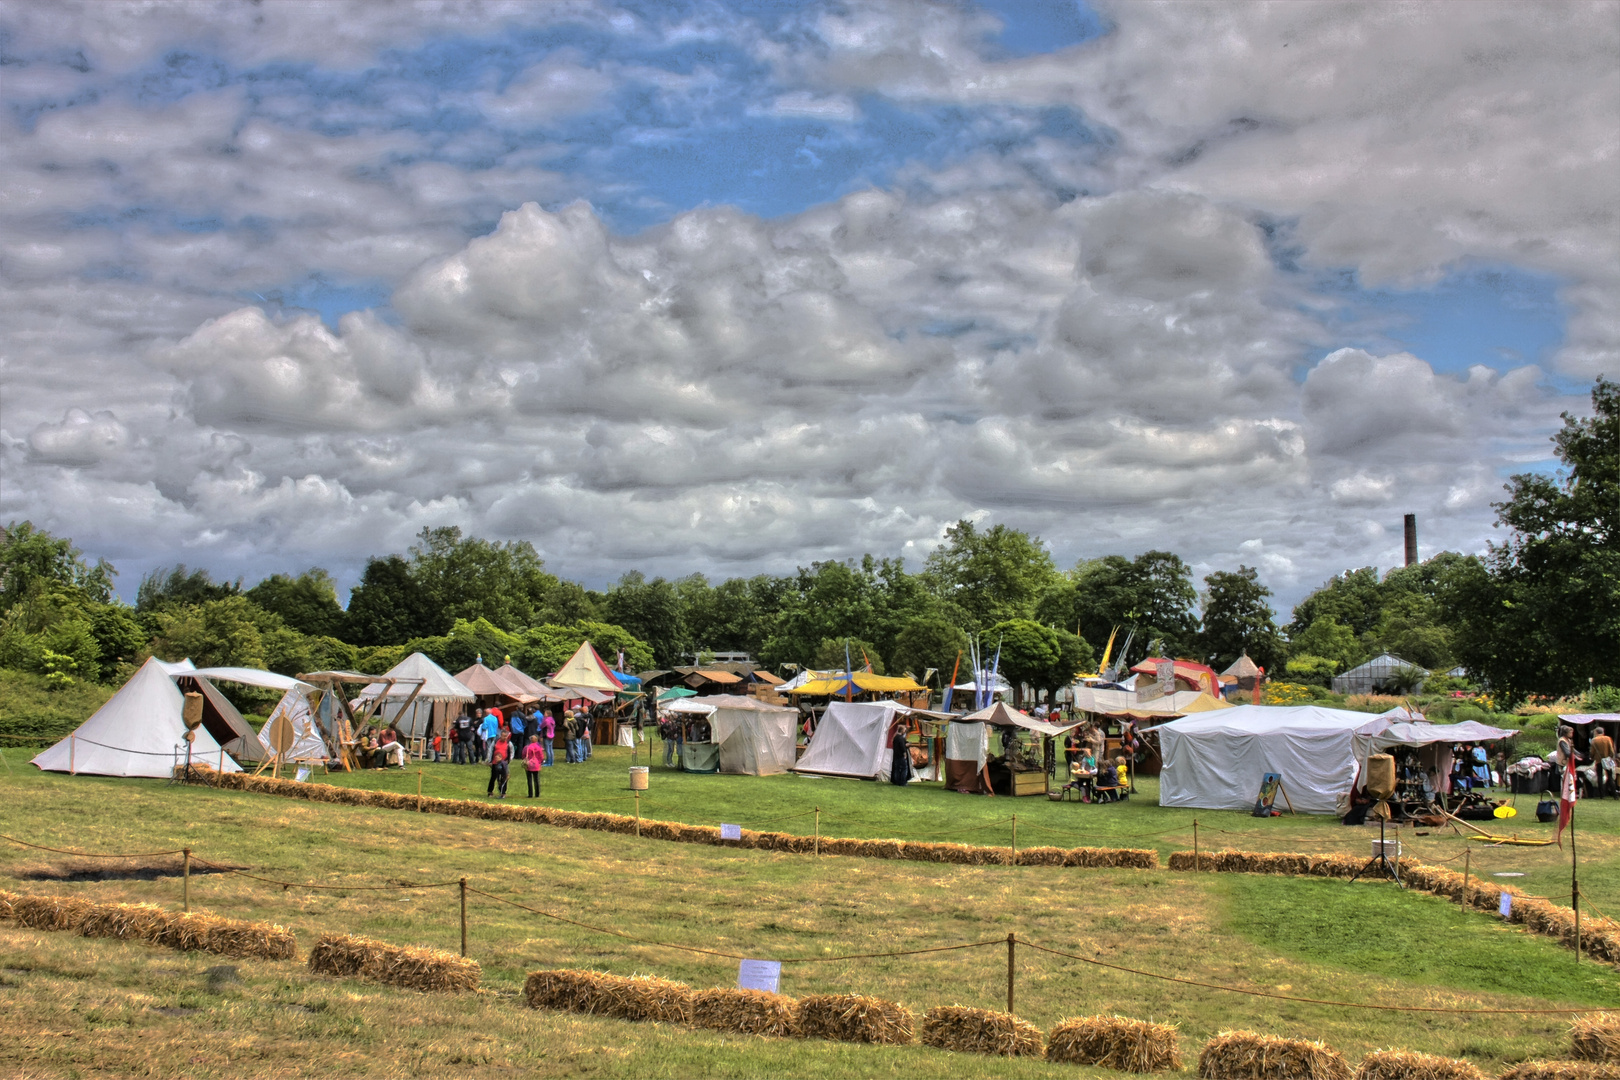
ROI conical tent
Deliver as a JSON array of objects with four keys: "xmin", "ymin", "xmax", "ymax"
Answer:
[
  {"xmin": 456, "ymin": 661, "xmax": 530, "ymax": 700},
  {"xmin": 356, "ymin": 652, "xmax": 475, "ymax": 737},
  {"xmin": 32, "ymin": 657, "xmax": 242, "ymax": 778},
  {"xmin": 549, "ymin": 641, "xmax": 624, "ymax": 693},
  {"xmin": 257, "ymin": 688, "xmax": 331, "ymax": 763}
]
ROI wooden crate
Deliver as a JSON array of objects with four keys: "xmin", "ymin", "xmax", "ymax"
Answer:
[{"xmin": 1011, "ymin": 770, "xmax": 1048, "ymax": 797}]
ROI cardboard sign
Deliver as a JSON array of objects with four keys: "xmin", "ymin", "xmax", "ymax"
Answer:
[
  {"xmin": 738, "ymin": 959, "xmax": 781, "ymax": 994},
  {"xmin": 1499, "ymin": 893, "xmax": 1513, "ymax": 918},
  {"xmin": 1252, "ymin": 772, "xmax": 1283, "ymax": 816},
  {"xmin": 720, "ymin": 823, "xmax": 742, "ymax": 840}
]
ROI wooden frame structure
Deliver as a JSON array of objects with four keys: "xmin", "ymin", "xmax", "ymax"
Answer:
[{"xmin": 296, "ymin": 671, "xmax": 426, "ymax": 773}]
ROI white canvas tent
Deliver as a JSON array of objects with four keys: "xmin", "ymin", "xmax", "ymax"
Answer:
[
  {"xmin": 702, "ymin": 695, "xmax": 798, "ymax": 776},
  {"xmin": 1158, "ymin": 704, "xmax": 1398, "ymax": 815},
  {"xmin": 32, "ymin": 657, "xmax": 243, "ymax": 778},
  {"xmin": 355, "ymin": 652, "xmax": 474, "ymax": 738},
  {"xmin": 795, "ymin": 701, "xmax": 901, "ymax": 780},
  {"xmin": 257, "ymin": 687, "xmax": 332, "ymax": 764}
]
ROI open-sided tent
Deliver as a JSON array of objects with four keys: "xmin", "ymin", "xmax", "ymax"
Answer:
[
  {"xmin": 177, "ymin": 667, "xmax": 319, "ymax": 764},
  {"xmin": 550, "ymin": 641, "xmax": 625, "ymax": 693},
  {"xmin": 1158, "ymin": 704, "xmax": 1398, "ymax": 814},
  {"xmin": 356, "ymin": 652, "xmax": 474, "ymax": 738},
  {"xmin": 945, "ymin": 721, "xmax": 990, "ymax": 792},
  {"xmin": 1341, "ymin": 719, "xmax": 1520, "ymax": 813},
  {"xmin": 795, "ymin": 701, "xmax": 903, "ymax": 780},
  {"xmin": 33, "ymin": 657, "xmax": 242, "ymax": 778},
  {"xmin": 703, "ymin": 695, "xmax": 798, "ymax": 775},
  {"xmin": 257, "ymin": 687, "xmax": 332, "ymax": 765}
]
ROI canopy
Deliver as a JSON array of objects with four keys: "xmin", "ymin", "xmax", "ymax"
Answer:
[
  {"xmin": 663, "ymin": 698, "xmax": 717, "ymax": 715},
  {"xmin": 704, "ymin": 695, "xmax": 798, "ymax": 775},
  {"xmin": 188, "ymin": 667, "xmax": 316, "ymax": 693},
  {"xmin": 257, "ymin": 688, "xmax": 331, "ymax": 763},
  {"xmin": 960, "ymin": 701, "xmax": 1079, "ymax": 737},
  {"xmin": 1559, "ymin": 713, "xmax": 1620, "ymax": 726},
  {"xmin": 1073, "ymin": 685, "xmax": 1233, "ymax": 719},
  {"xmin": 658, "ymin": 686, "xmax": 698, "ymax": 701},
  {"xmin": 33, "ymin": 657, "xmax": 241, "ymax": 778},
  {"xmin": 496, "ymin": 662, "xmax": 568, "ymax": 702},
  {"xmin": 1342, "ymin": 719, "xmax": 1520, "ymax": 813},
  {"xmin": 952, "ymin": 675, "xmax": 1012, "ymax": 693},
  {"xmin": 613, "ymin": 671, "xmax": 642, "ymax": 689},
  {"xmin": 153, "ymin": 658, "xmax": 196, "ymax": 675},
  {"xmin": 357, "ymin": 652, "xmax": 474, "ymax": 703},
  {"xmin": 1158, "ymin": 704, "xmax": 1398, "ymax": 815},
  {"xmin": 549, "ymin": 641, "xmax": 625, "ymax": 692},
  {"xmin": 945, "ymin": 721, "xmax": 990, "ymax": 793},
  {"xmin": 1130, "ymin": 657, "xmax": 1223, "ymax": 697},
  {"xmin": 788, "ymin": 672, "xmax": 927, "ymax": 696},
  {"xmin": 795, "ymin": 701, "xmax": 903, "ymax": 780}
]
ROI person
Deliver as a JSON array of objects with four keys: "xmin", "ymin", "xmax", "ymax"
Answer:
[
  {"xmin": 487, "ymin": 729, "xmax": 511, "ymax": 798},
  {"xmin": 562, "ymin": 711, "xmax": 578, "ymax": 764},
  {"xmin": 582, "ymin": 710, "xmax": 593, "ymax": 760},
  {"xmin": 1114, "ymin": 755, "xmax": 1130, "ymax": 797},
  {"xmin": 661, "ymin": 712, "xmax": 681, "ymax": 767},
  {"xmin": 510, "ymin": 708, "xmax": 528, "ymax": 758},
  {"xmin": 1591, "ymin": 726, "xmax": 1616, "ymax": 798},
  {"xmin": 361, "ymin": 727, "xmax": 383, "ymax": 769},
  {"xmin": 523, "ymin": 732, "xmax": 545, "ymax": 797},
  {"xmin": 1095, "ymin": 756, "xmax": 1119, "ymax": 800},
  {"xmin": 541, "ymin": 709, "xmax": 556, "ymax": 766},
  {"xmin": 478, "ymin": 708, "xmax": 500, "ymax": 764},
  {"xmin": 1552, "ymin": 726, "xmax": 1579, "ymax": 792},
  {"xmin": 378, "ymin": 723, "xmax": 404, "ymax": 768},
  {"xmin": 453, "ymin": 709, "xmax": 473, "ymax": 765},
  {"xmin": 1063, "ymin": 729, "xmax": 1082, "ymax": 774},
  {"xmin": 888, "ymin": 716, "xmax": 911, "ymax": 786}
]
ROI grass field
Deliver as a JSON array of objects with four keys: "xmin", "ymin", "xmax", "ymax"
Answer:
[{"xmin": 1, "ymin": 745, "xmax": 1615, "ymax": 1078}]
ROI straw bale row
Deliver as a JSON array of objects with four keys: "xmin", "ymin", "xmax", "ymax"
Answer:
[
  {"xmin": 1198, "ymin": 1030, "xmax": 1353, "ymax": 1080},
  {"xmin": 308, "ymin": 932, "xmax": 479, "ymax": 993},
  {"xmin": 0, "ymin": 889, "xmax": 19, "ymax": 920},
  {"xmin": 1, "ymin": 890, "xmax": 296, "ymax": 960},
  {"xmin": 920, "ymin": 1005, "xmax": 1043, "ymax": 1057},
  {"xmin": 1498, "ymin": 1062, "xmax": 1620, "ymax": 1080},
  {"xmin": 202, "ymin": 768, "xmax": 1161, "ymax": 870},
  {"xmin": 692, "ymin": 987, "xmax": 800, "ymax": 1038},
  {"xmin": 1572, "ymin": 1014, "xmax": 1620, "ymax": 1064},
  {"xmin": 1355, "ymin": 1049, "xmax": 1486, "ymax": 1080},
  {"xmin": 1047, "ymin": 1015, "xmax": 1182, "ymax": 1072},
  {"xmin": 795, "ymin": 993, "xmax": 915, "ymax": 1045}
]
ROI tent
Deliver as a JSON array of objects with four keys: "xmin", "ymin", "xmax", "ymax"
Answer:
[
  {"xmin": 33, "ymin": 657, "xmax": 242, "ymax": 778},
  {"xmin": 1072, "ymin": 684, "xmax": 1233, "ymax": 719},
  {"xmin": 550, "ymin": 641, "xmax": 625, "ymax": 693},
  {"xmin": 1341, "ymin": 719, "xmax": 1520, "ymax": 814},
  {"xmin": 945, "ymin": 721, "xmax": 990, "ymax": 793},
  {"xmin": 1221, "ymin": 653, "xmax": 1262, "ymax": 690},
  {"xmin": 257, "ymin": 687, "xmax": 332, "ymax": 764},
  {"xmin": 1157, "ymin": 704, "xmax": 1402, "ymax": 814},
  {"xmin": 705, "ymin": 695, "xmax": 798, "ymax": 776},
  {"xmin": 961, "ymin": 701, "xmax": 1078, "ymax": 736},
  {"xmin": 1130, "ymin": 658, "xmax": 1224, "ymax": 698},
  {"xmin": 456, "ymin": 660, "xmax": 535, "ymax": 702},
  {"xmin": 356, "ymin": 652, "xmax": 474, "ymax": 738},
  {"xmin": 171, "ymin": 673, "xmax": 268, "ymax": 763},
  {"xmin": 795, "ymin": 701, "xmax": 904, "ymax": 780},
  {"xmin": 787, "ymin": 672, "xmax": 927, "ymax": 697},
  {"xmin": 658, "ymin": 686, "xmax": 698, "ymax": 702}
]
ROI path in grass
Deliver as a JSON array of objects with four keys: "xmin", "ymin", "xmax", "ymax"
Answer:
[{"xmin": 212, "ymin": 741, "xmax": 1620, "ymax": 916}]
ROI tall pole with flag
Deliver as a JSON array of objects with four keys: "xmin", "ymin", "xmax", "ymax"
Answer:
[
  {"xmin": 844, "ymin": 641, "xmax": 855, "ymax": 703},
  {"xmin": 1556, "ymin": 757, "xmax": 1579, "ymax": 960}
]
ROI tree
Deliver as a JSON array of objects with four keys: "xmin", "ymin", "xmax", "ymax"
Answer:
[
  {"xmin": 1444, "ymin": 377, "xmax": 1620, "ymax": 700},
  {"xmin": 150, "ymin": 596, "xmax": 267, "ymax": 669},
  {"xmin": 888, "ymin": 616, "xmax": 969, "ymax": 683},
  {"xmin": 1287, "ymin": 566, "xmax": 1384, "ymax": 640},
  {"xmin": 1288, "ymin": 615, "xmax": 1362, "ymax": 674},
  {"xmin": 922, "ymin": 521, "xmax": 1057, "ymax": 631},
  {"xmin": 406, "ymin": 526, "xmax": 561, "ymax": 633},
  {"xmin": 0, "ymin": 521, "xmax": 114, "ymax": 611},
  {"xmin": 983, "ymin": 619, "xmax": 1092, "ymax": 704},
  {"xmin": 137, "ymin": 564, "xmax": 239, "ymax": 612},
  {"xmin": 1041, "ymin": 551, "xmax": 1200, "ymax": 663},
  {"xmin": 247, "ymin": 568, "xmax": 345, "ymax": 638},
  {"xmin": 344, "ymin": 555, "xmax": 436, "ymax": 645},
  {"xmin": 1198, "ymin": 566, "xmax": 1283, "ymax": 673},
  {"xmin": 604, "ymin": 572, "xmax": 686, "ymax": 667}
]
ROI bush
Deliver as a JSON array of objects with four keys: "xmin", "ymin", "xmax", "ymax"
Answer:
[
  {"xmin": 1585, "ymin": 684, "xmax": 1620, "ymax": 712},
  {"xmin": 1260, "ymin": 682, "xmax": 1317, "ymax": 706},
  {"xmin": 1284, "ymin": 655, "xmax": 1336, "ymax": 687},
  {"xmin": 0, "ymin": 668, "xmax": 115, "ymax": 743}
]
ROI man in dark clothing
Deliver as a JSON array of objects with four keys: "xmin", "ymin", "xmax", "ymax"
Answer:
[{"xmin": 453, "ymin": 710, "xmax": 473, "ymax": 764}]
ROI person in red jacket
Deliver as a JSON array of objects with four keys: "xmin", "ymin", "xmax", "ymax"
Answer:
[
  {"xmin": 523, "ymin": 734, "xmax": 545, "ymax": 797},
  {"xmin": 487, "ymin": 731, "xmax": 511, "ymax": 799}
]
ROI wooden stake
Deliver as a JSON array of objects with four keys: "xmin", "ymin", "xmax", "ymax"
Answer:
[
  {"xmin": 814, "ymin": 808, "xmax": 820, "ymax": 857},
  {"xmin": 218, "ymin": 746, "xmax": 225, "ymax": 779},
  {"xmin": 182, "ymin": 847, "xmax": 191, "ymax": 913},
  {"xmin": 417, "ymin": 769, "xmax": 423, "ymax": 811},
  {"xmin": 459, "ymin": 877, "xmax": 468, "ymax": 958},
  {"xmin": 1006, "ymin": 931, "xmax": 1016, "ymax": 1015},
  {"xmin": 1460, "ymin": 848, "xmax": 1470, "ymax": 909},
  {"xmin": 635, "ymin": 790, "xmax": 641, "ymax": 838},
  {"xmin": 1193, "ymin": 819, "xmax": 1200, "ymax": 871},
  {"xmin": 1010, "ymin": 814, "xmax": 1018, "ymax": 865}
]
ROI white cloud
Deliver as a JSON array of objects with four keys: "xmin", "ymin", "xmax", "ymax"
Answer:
[{"xmin": 27, "ymin": 407, "xmax": 131, "ymax": 466}]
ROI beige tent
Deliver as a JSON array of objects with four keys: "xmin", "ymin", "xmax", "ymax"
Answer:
[
  {"xmin": 1221, "ymin": 653, "xmax": 1262, "ymax": 690},
  {"xmin": 456, "ymin": 660, "xmax": 534, "ymax": 701},
  {"xmin": 702, "ymin": 695, "xmax": 798, "ymax": 776},
  {"xmin": 549, "ymin": 641, "xmax": 624, "ymax": 693},
  {"xmin": 356, "ymin": 652, "xmax": 475, "ymax": 738}
]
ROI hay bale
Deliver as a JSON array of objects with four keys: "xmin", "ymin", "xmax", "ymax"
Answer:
[
  {"xmin": 1499, "ymin": 1062, "xmax": 1620, "ymax": 1080},
  {"xmin": 920, "ymin": 1005, "xmax": 1043, "ymax": 1057},
  {"xmin": 1047, "ymin": 1015, "xmax": 1182, "ymax": 1072},
  {"xmin": 11, "ymin": 894, "xmax": 96, "ymax": 932},
  {"xmin": 691, "ymin": 987, "xmax": 799, "ymax": 1038},
  {"xmin": 1355, "ymin": 1049, "xmax": 1487, "ymax": 1080},
  {"xmin": 77, "ymin": 902, "xmax": 173, "ymax": 942},
  {"xmin": 309, "ymin": 933, "xmax": 477, "ymax": 992},
  {"xmin": 192, "ymin": 913, "xmax": 298, "ymax": 960},
  {"xmin": 0, "ymin": 889, "xmax": 20, "ymax": 920},
  {"xmin": 1573, "ymin": 1015, "xmax": 1620, "ymax": 1064},
  {"xmin": 1016, "ymin": 846, "xmax": 1068, "ymax": 867},
  {"xmin": 1199, "ymin": 1030, "xmax": 1352, "ymax": 1080},
  {"xmin": 795, "ymin": 993, "xmax": 914, "ymax": 1045},
  {"xmin": 523, "ymin": 969, "xmax": 692, "ymax": 1023}
]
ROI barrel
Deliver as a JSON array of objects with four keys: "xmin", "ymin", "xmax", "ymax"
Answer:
[{"xmin": 629, "ymin": 766, "xmax": 649, "ymax": 791}]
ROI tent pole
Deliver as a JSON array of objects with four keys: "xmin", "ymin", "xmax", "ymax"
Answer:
[
  {"xmin": 1010, "ymin": 814, "xmax": 1017, "ymax": 865},
  {"xmin": 1193, "ymin": 820, "xmax": 1200, "ymax": 871},
  {"xmin": 182, "ymin": 848, "xmax": 191, "ymax": 913},
  {"xmin": 815, "ymin": 808, "xmax": 820, "ymax": 857},
  {"xmin": 69, "ymin": 735, "xmax": 75, "ymax": 775},
  {"xmin": 1572, "ymin": 801, "xmax": 1579, "ymax": 963},
  {"xmin": 1460, "ymin": 848, "xmax": 1470, "ymax": 909}
]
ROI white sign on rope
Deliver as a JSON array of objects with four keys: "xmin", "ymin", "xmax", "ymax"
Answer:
[
  {"xmin": 720, "ymin": 823, "xmax": 742, "ymax": 840},
  {"xmin": 738, "ymin": 959, "xmax": 781, "ymax": 994},
  {"xmin": 1499, "ymin": 892, "xmax": 1513, "ymax": 918}
]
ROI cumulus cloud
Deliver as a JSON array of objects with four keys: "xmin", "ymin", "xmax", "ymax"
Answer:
[{"xmin": 27, "ymin": 408, "xmax": 131, "ymax": 466}]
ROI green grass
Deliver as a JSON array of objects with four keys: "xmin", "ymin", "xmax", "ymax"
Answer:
[
  {"xmin": 1, "ymin": 751, "xmax": 1616, "ymax": 1077},
  {"xmin": 0, "ymin": 667, "xmax": 115, "ymax": 743}
]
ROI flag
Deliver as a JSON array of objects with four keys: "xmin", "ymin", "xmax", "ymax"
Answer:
[{"xmin": 1556, "ymin": 760, "xmax": 1577, "ymax": 848}]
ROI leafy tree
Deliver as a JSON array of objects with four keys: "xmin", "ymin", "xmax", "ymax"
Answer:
[
  {"xmin": 344, "ymin": 554, "xmax": 435, "ymax": 645},
  {"xmin": 888, "ymin": 616, "xmax": 969, "ymax": 683},
  {"xmin": 137, "ymin": 564, "xmax": 239, "ymax": 612},
  {"xmin": 1287, "ymin": 566, "xmax": 1384, "ymax": 639},
  {"xmin": 922, "ymin": 521, "xmax": 1057, "ymax": 631},
  {"xmin": 1364, "ymin": 591, "xmax": 1453, "ymax": 671},
  {"xmin": 984, "ymin": 619, "xmax": 1092, "ymax": 704},
  {"xmin": 536, "ymin": 579, "xmax": 598, "ymax": 626},
  {"xmin": 407, "ymin": 526, "xmax": 561, "ymax": 632},
  {"xmin": 1444, "ymin": 377, "xmax": 1620, "ymax": 700},
  {"xmin": 0, "ymin": 521, "xmax": 115, "ymax": 611},
  {"xmin": 1284, "ymin": 654, "xmax": 1337, "ymax": 688},
  {"xmin": 150, "ymin": 596, "xmax": 266, "ymax": 669},
  {"xmin": 513, "ymin": 621, "xmax": 655, "ymax": 676},
  {"xmin": 1040, "ymin": 551, "xmax": 1200, "ymax": 662},
  {"xmin": 812, "ymin": 636, "xmax": 885, "ymax": 675},
  {"xmin": 246, "ymin": 568, "xmax": 345, "ymax": 638},
  {"xmin": 1288, "ymin": 615, "xmax": 1361, "ymax": 673},
  {"xmin": 1198, "ymin": 566, "xmax": 1283, "ymax": 673},
  {"xmin": 605, "ymin": 572, "xmax": 686, "ymax": 667}
]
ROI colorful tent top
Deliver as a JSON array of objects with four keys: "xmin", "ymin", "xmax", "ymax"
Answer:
[
  {"xmin": 613, "ymin": 671, "xmax": 642, "ymax": 689},
  {"xmin": 1131, "ymin": 657, "xmax": 1223, "ymax": 697},
  {"xmin": 549, "ymin": 641, "xmax": 624, "ymax": 693},
  {"xmin": 960, "ymin": 701, "xmax": 1079, "ymax": 737},
  {"xmin": 688, "ymin": 669, "xmax": 743, "ymax": 685},
  {"xmin": 751, "ymin": 669, "xmax": 785, "ymax": 686},
  {"xmin": 788, "ymin": 672, "xmax": 928, "ymax": 696},
  {"xmin": 357, "ymin": 652, "xmax": 474, "ymax": 703},
  {"xmin": 1073, "ymin": 685, "xmax": 1233, "ymax": 720},
  {"xmin": 456, "ymin": 660, "xmax": 533, "ymax": 701},
  {"xmin": 658, "ymin": 686, "xmax": 698, "ymax": 701}
]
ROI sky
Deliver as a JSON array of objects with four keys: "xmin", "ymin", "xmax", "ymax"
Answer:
[{"xmin": 0, "ymin": 0, "xmax": 1615, "ymax": 612}]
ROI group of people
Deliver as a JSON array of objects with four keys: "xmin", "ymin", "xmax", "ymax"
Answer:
[
  {"xmin": 1061, "ymin": 722, "xmax": 1130, "ymax": 802},
  {"xmin": 431, "ymin": 704, "xmax": 599, "ymax": 799},
  {"xmin": 356, "ymin": 723, "xmax": 407, "ymax": 769}
]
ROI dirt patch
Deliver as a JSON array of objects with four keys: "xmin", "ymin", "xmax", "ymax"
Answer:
[{"xmin": 17, "ymin": 859, "xmax": 243, "ymax": 883}]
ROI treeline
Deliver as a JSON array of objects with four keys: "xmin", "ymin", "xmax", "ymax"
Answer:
[{"xmin": 1, "ymin": 379, "xmax": 1614, "ymax": 703}]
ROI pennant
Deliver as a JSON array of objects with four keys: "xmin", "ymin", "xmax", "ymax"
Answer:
[{"xmin": 1555, "ymin": 761, "xmax": 1576, "ymax": 848}]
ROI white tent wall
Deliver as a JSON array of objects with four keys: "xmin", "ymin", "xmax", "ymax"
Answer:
[
  {"xmin": 33, "ymin": 657, "xmax": 242, "ymax": 778},
  {"xmin": 794, "ymin": 701, "xmax": 898, "ymax": 779},
  {"xmin": 257, "ymin": 689, "xmax": 331, "ymax": 763},
  {"xmin": 712, "ymin": 705, "xmax": 797, "ymax": 775},
  {"xmin": 1158, "ymin": 705, "xmax": 1392, "ymax": 815}
]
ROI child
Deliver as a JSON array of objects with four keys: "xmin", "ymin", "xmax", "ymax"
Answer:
[
  {"xmin": 1115, "ymin": 755, "xmax": 1130, "ymax": 797},
  {"xmin": 523, "ymin": 732, "xmax": 545, "ymax": 797}
]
